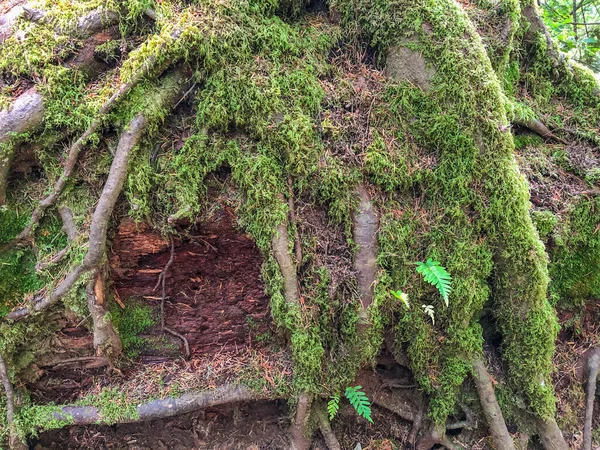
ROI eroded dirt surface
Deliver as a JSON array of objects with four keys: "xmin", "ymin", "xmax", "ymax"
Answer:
[{"xmin": 110, "ymin": 207, "xmax": 272, "ymax": 357}]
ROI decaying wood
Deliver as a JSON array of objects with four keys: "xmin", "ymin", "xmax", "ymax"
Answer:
[
  {"xmin": 535, "ymin": 417, "xmax": 569, "ymax": 450},
  {"xmin": 583, "ymin": 349, "xmax": 599, "ymax": 450},
  {"xmin": 472, "ymin": 358, "xmax": 516, "ymax": 450},
  {"xmin": 50, "ymin": 384, "xmax": 271, "ymax": 425}
]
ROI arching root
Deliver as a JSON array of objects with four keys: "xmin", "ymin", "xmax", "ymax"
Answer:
[
  {"xmin": 35, "ymin": 206, "xmax": 77, "ymax": 273},
  {"xmin": 471, "ymin": 358, "xmax": 516, "ymax": 450},
  {"xmin": 416, "ymin": 423, "xmax": 458, "ymax": 450},
  {"xmin": 583, "ymin": 349, "xmax": 599, "ymax": 450}
]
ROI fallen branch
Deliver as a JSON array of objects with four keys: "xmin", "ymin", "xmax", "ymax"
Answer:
[
  {"xmin": 583, "ymin": 349, "xmax": 599, "ymax": 450},
  {"xmin": 49, "ymin": 384, "xmax": 270, "ymax": 426},
  {"xmin": 471, "ymin": 358, "xmax": 516, "ymax": 450}
]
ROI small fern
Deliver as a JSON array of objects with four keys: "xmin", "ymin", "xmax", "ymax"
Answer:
[
  {"xmin": 327, "ymin": 395, "xmax": 340, "ymax": 420},
  {"xmin": 415, "ymin": 259, "xmax": 452, "ymax": 306},
  {"xmin": 390, "ymin": 289, "xmax": 410, "ymax": 309},
  {"xmin": 345, "ymin": 386, "xmax": 373, "ymax": 424}
]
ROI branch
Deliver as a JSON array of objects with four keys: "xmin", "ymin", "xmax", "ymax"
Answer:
[
  {"xmin": 583, "ymin": 350, "xmax": 599, "ymax": 450},
  {"xmin": 315, "ymin": 404, "xmax": 341, "ymax": 450},
  {"xmin": 35, "ymin": 206, "xmax": 77, "ymax": 273},
  {"xmin": 471, "ymin": 358, "xmax": 516, "ymax": 450}
]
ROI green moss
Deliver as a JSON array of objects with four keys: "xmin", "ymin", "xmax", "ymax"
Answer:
[
  {"xmin": 531, "ymin": 209, "xmax": 558, "ymax": 241},
  {"xmin": 110, "ymin": 300, "xmax": 156, "ymax": 357}
]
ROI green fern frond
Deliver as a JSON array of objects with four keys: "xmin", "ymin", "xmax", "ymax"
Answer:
[
  {"xmin": 327, "ymin": 395, "xmax": 340, "ymax": 421},
  {"xmin": 345, "ymin": 386, "xmax": 374, "ymax": 424},
  {"xmin": 415, "ymin": 258, "xmax": 452, "ymax": 306}
]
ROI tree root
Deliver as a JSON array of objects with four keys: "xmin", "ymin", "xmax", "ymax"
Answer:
[
  {"xmin": 352, "ymin": 184, "xmax": 378, "ymax": 318},
  {"xmin": 86, "ymin": 268, "xmax": 122, "ymax": 359},
  {"xmin": 416, "ymin": 423, "xmax": 458, "ymax": 450},
  {"xmin": 0, "ymin": 352, "xmax": 27, "ymax": 449},
  {"xmin": 1, "ymin": 33, "xmax": 184, "ymax": 250},
  {"xmin": 5, "ymin": 114, "xmax": 149, "ymax": 319},
  {"xmin": 583, "ymin": 349, "xmax": 599, "ymax": 450},
  {"xmin": 315, "ymin": 403, "xmax": 342, "ymax": 450},
  {"xmin": 514, "ymin": 119, "xmax": 567, "ymax": 145},
  {"xmin": 290, "ymin": 392, "xmax": 313, "ymax": 450},
  {"xmin": 35, "ymin": 206, "xmax": 77, "ymax": 273},
  {"xmin": 535, "ymin": 417, "xmax": 568, "ymax": 450},
  {"xmin": 48, "ymin": 384, "xmax": 271, "ymax": 426},
  {"xmin": 471, "ymin": 358, "xmax": 516, "ymax": 450}
]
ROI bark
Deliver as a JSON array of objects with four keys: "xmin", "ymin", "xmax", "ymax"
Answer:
[
  {"xmin": 472, "ymin": 358, "xmax": 516, "ymax": 450},
  {"xmin": 535, "ymin": 418, "xmax": 569, "ymax": 450},
  {"xmin": 0, "ymin": 352, "xmax": 27, "ymax": 450},
  {"xmin": 290, "ymin": 392, "xmax": 313, "ymax": 450},
  {"xmin": 86, "ymin": 269, "xmax": 122, "ymax": 359},
  {"xmin": 50, "ymin": 384, "xmax": 271, "ymax": 425},
  {"xmin": 583, "ymin": 350, "xmax": 599, "ymax": 450},
  {"xmin": 352, "ymin": 184, "xmax": 378, "ymax": 320},
  {"xmin": 315, "ymin": 404, "xmax": 342, "ymax": 450}
]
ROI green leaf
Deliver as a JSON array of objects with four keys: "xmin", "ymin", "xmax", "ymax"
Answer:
[
  {"xmin": 327, "ymin": 395, "xmax": 340, "ymax": 421},
  {"xmin": 390, "ymin": 290, "xmax": 410, "ymax": 308},
  {"xmin": 415, "ymin": 258, "xmax": 452, "ymax": 306},
  {"xmin": 345, "ymin": 386, "xmax": 374, "ymax": 424}
]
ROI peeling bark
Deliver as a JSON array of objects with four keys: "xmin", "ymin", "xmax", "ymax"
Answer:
[{"xmin": 472, "ymin": 358, "xmax": 516, "ymax": 450}]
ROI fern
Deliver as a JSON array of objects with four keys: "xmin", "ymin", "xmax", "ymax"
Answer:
[
  {"xmin": 390, "ymin": 289, "xmax": 410, "ymax": 309},
  {"xmin": 415, "ymin": 258, "xmax": 452, "ymax": 306},
  {"xmin": 327, "ymin": 395, "xmax": 340, "ymax": 421},
  {"xmin": 345, "ymin": 386, "xmax": 373, "ymax": 424}
]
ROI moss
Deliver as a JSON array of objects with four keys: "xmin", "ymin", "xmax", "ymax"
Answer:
[
  {"xmin": 531, "ymin": 209, "xmax": 558, "ymax": 241},
  {"xmin": 110, "ymin": 300, "xmax": 156, "ymax": 357}
]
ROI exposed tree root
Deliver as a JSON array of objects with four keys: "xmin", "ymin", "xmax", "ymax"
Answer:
[
  {"xmin": 272, "ymin": 199, "xmax": 312, "ymax": 450},
  {"xmin": 0, "ymin": 352, "xmax": 26, "ymax": 449},
  {"xmin": 315, "ymin": 403, "xmax": 342, "ymax": 450},
  {"xmin": 583, "ymin": 349, "xmax": 599, "ymax": 450},
  {"xmin": 290, "ymin": 392, "xmax": 313, "ymax": 450},
  {"xmin": 86, "ymin": 268, "xmax": 122, "ymax": 359},
  {"xmin": 35, "ymin": 206, "xmax": 77, "ymax": 273},
  {"xmin": 535, "ymin": 417, "xmax": 569, "ymax": 450},
  {"xmin": 49, "ymin": 384, "xmax": 271, "ymax": 426},
  {"xmin": 5, "ymin": 114, "xmax": 149, "ymax": 319},
  {"xmin": 416, "ymin": 423, "xmax": 458, "ymax": 450},
  {"xmin": 514, "ymin": 119, "xmax": 568, "ymax": 145},
  {"xmin": 287, "ymin": 178, "xmax": 302, "ymax": 267},
  {"xmin": 352, "ymin": 184, "xmax": 378, "ymax": 318},
  {"xmin": 1, "ymin": 34, "xmax": 183, "ymax": 249},
  {"xmin": 471, "ymin": 358, "xmax": 516, "ymax": 450}
]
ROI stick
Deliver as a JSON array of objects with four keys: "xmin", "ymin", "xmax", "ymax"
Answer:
[{"xmin": 583, "ymin": 350, "xmax": 599, "ymax": 450}]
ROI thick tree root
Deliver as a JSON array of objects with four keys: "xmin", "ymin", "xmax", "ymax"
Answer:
[
  {"xmin": 471, "ymin": 358, "xmax": 516, "ymax": 450},
  {"xmin": 49, "ymin": 384, "xmax": 271, "ymax": 426},
  {"xmin": 86, "ymin": 268, "xmax": 122, "ymax": 359},
  {"xmin": 416, "ymin": 423, "xmax": 458, "ymax": 450},
  {"xmin": 0, "ymin": 352, "xmax": 27, "ymax": 449},
  {"xmin": 352, "ymin": 184, "xmax": 379, "ymax": 320},
  {"xmin": 290, "ymin": 392, "xmax": 313, "ymax": 450},
  {"xmin": 583, "ymin": 349, "xmax": 599, "ymax": 450},
  {"xmin": 35, "ymin": 206, "xmax": 77, "ymax": 272},
  {"xmin": 5, "ymin": 114, "xmax": 149, "ymax": 319},
  {"xmin": 535, "ymin": 418, "xmax": 569, "ymax": 450},
  {"xmin": 514, "ymin": 119, "xmax": 567, "ymax": 145},
  {"xmin": 315, "ymin": 403, "xmax": 342, "ymax": 450},
  {"xmin": 1, "ymin": 33, "xmax": 184, "ymax": 249}
]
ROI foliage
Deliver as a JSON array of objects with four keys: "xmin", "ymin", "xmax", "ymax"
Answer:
[
  {"xmin": 390, "ymin": 290, "xmax": 410, "ymax": 309},
  {"xmin": 328, "ymin": 387, "xmax": 373, "ymax": 423},
  {"xmin": 415, "ymin": 259, "xmax": 452, "ymax": 307},
  {"xmin": 327, "ymin": 394, "xmax": 340, "ymax": 420},
  {"xmin": 422, "ymin": 304, "xmax": 435, "ymax": 325}
]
